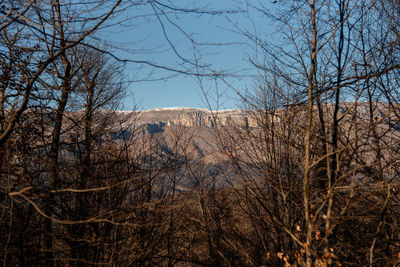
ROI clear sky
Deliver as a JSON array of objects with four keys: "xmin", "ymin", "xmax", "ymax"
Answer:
[{"xmin": 100, "ymin": 1, "xmax": 276, "ymax": 110}]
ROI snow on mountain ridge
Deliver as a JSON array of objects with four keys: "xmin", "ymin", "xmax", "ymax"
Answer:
[
  {"xmin": 143, "ymin": 107, "xmax": 209, "ymax": 112},
  {"xmin": 142, "ymin": 107, "xmax": 241, "ymax": 113}
]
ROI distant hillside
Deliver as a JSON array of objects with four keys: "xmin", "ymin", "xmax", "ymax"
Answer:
[{"xmin": 102, "ymin": 103, "xmax": 400, "ymax": 163}]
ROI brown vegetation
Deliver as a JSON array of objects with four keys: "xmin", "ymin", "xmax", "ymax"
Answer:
[{"xmin": 2, "ymin": 0, "xmax": 400, "ymax": 266}]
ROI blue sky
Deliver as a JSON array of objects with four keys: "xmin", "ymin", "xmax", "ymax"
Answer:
[{"xmin": 101, "ymin": 1, "xmax": 276, "ymax": 110}]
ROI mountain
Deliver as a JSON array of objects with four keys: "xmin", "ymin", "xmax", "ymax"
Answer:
[{"xmin": 50, "ymin": 102, "xmax": 399, "ymax": 172}]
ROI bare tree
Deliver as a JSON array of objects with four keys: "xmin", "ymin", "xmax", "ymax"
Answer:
[
  {"xmin": 211, "ymin": 0, "xmax": 400, "ymax": 265},
  {"xmin": 0, "ymin": 0, "xmax": 123, "ymax": 148}
]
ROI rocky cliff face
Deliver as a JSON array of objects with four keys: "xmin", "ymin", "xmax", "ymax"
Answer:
[
  {"xmin": 122, "ymin": 108, "xmax": 256, "ymax": 134},
  {"xmin": 165, "ymin": 110, "xmax": 215, "ymax": 128}
]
